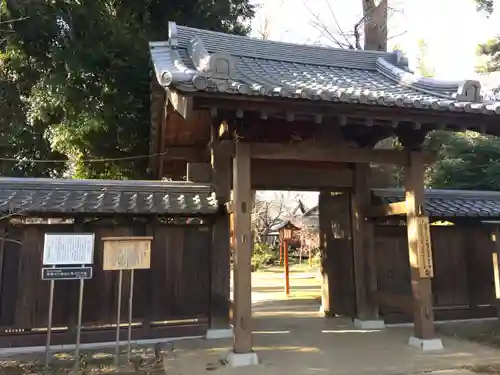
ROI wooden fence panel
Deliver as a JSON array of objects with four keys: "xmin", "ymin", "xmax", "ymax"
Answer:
[
  {"xmin": 430, "ymin": 226, "xmax": 470, "ymax": 307},
  {"xmin": 0, "ymin": 221, "xmax": 212, "ymax": 347},
  {"xmin": 0, "ymin": 224, "xmax": 75, "ymax": 329},
  {"xmin": 375, "ymin": 223, "xmax": 497, "ymax": 323},
  {"xmin": 81, "ymin": 224, "xmax": 138, "ymax": 326},
  {"xmin": 374, "ymin": 226, "xmax": 411, "ymax": 317},
  {"xmin": 464, "ymin": 226, "xmax": 495, "ymax": 306}
]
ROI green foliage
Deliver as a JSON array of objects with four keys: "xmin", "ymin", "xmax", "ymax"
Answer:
[
  {"xmin": 251, "ymin": 243, "xmax": 277, "ymax": 272},
  {"xmin": 0, "ymin": 0, "xmax": 254, "ymax": 178},
  {"xmin": 425, "ymin": 131, "xmax": 500, "ymax": 190},
  {"xmin": 477, "ymin": 38, "xmax": 500, "ymax": 96},
  {"xmin": 475, "ymin": 2, "xmax": 499, "ymax": 97},
  {"xmin": 416, "ymin": 39, "xmax": 435, "ymax": 78}
]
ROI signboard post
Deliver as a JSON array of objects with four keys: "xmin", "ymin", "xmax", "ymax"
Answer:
[
  {"xmin": 45, "ymin": 265, "xmax": 55, "ymax": 369},
  {"xmin": 102, "ymin": 237, "xmax": 152, "ymax": 365},
  {"xmin": 42, "ymin": 233, "xmax": 95, "ymax": 369}
]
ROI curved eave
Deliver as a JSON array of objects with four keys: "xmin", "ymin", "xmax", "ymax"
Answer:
[{"xmin": 149, "ymin": 44, "xmax": 500, "ymax": 116}]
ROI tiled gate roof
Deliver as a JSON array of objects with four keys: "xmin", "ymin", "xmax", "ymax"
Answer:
[
  {"xmin": 374, "ymin": 188, "xmax": 500, "ymax": 218},
  {"xmin": 0, "ymin": 178, "xmax": 218, "ymax": 216},
  {"xmin": 149, "ymin": 22, "xmax": 500, "ymax": 115}
]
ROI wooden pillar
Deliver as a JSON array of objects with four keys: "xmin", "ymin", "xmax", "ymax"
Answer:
[
  {"xmin": 404, "ymin": 151, "xmax": 436, "ymax": 340},
  {"xmin": 492, "ymin": 227, "xmax": 500, "ymax": 317},
  {"xmin": 232, "ymin": 142, "xmax": 253, "ymax": 353},
  {"xmin": 318, "ymin": 190, "xmax": 333, "ymax": 315},
  {"xmin": 209, "ymin": 142, "xmax": 232, "ymax": 329},
  {"xmin": 351, "ymin": 163, "xmax": 379, "ymax": 321}
]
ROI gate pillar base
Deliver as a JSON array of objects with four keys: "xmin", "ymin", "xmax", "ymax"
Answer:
[
  {"xmin": 206, "ymin": 328, "xmax": 233, "ymax": 339},
  {"xmin": 408, "ymin": 336, "xmax": 443, "ymax": 351},
  {"xmin": 226, "ymin": 351, "xmax": 259, "ymax": 368},
  {"xmin": 353, "ymin": 319, "xmax": 386, "ymax": 330},
  {"xmin": 318, "ymin": 305, "xmax": 336, "ymax": 317},
  {"xmin": 354, "ymin": 318, "xmax": 386, "ymax": 329}
]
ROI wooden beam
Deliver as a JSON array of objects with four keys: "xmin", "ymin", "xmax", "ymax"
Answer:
[
  {"xmin": 158, "ymin": 100, "xmax": 167, "ymax": 179},
  {"xmin": 351, "ymin": 164, "xmax": 379, "ymax": 321},
  {"xmin": 493, "ymin": 227, "xmax": 500, "ymax": 318},
  {"xmin": 367, "ymin": 201, "xmax": 408, "ymax": 218},
  {"xmin": 209, "ymin": 130, "xmax": 232, "ymax": 330},
  {"xmin": 232, "ymin": 142, "xmax": 253, "ymax": 353},
  {"xmin": 150, "ymin": 77, "xmax": 165, "ymax": 175},
  {"xmin": 405, "ymin": 151, "xmax": 436, "ymax": 340},
  {"xmin": 318, "ymin": 191, "xmax": 332, "ymax": 315},
  {"xmin": 249, "ymin": 142, "xmax": 436, "ymax": 165},
  {"xmin": 251, "ymin": 160, "xmax": 353, "ymax": 190}
]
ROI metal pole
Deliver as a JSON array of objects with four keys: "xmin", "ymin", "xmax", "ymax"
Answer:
[
  {"xmin": 45, "ymin": 266, "xmax": 56, "ymax": 368},
  {"xmin": 115, "ymin": 269, "xmax": 123, "ymax": 365},
  {"xmin": 127, "ymin": 269, "xmax": 135, "ymax": 361},
  {"xmin": 74, "ymin": 265, "xmax": 85, "ymax": 369}
]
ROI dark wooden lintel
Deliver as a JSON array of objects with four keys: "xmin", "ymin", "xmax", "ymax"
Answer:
[
  {"xmin": 191, "ymin": 94, "xmax": 500, "ymax": 132},
  {"xmin": 249, "ymin": 141, "xmax": 436, "ymax": 165},
  {"xmin": 252, "ymin": 161, "xmax": 353, "ymax": 190}
]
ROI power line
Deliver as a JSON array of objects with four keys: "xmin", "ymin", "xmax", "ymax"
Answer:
[{"xmin": 0, "ymin": 151, "xmax": 169, "ymax": 164}]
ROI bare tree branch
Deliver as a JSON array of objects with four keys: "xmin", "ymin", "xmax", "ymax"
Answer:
[
  {"xmin": 304, "ymin": 0, "xmax": 354, "ymax": 49},
  {"xmin": 324, "ymin": 0, "xmax": 355, "ymax": 49},
  {"xmin": 303, "ymin": 0, "xmax": 404, "ymax": 51},
  {"xmin": 252, "ymin": 192, "xmax": 306, "ymax": 245},
  {"xmin": 254, "ymin": 0, "xmax": 285, "ymax": 40},
  {"xmin": 387, "ymin": 30, "xmax": 407, "ymax": 41}
]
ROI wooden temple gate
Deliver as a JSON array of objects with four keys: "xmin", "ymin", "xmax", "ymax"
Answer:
[{"xmin": 149, "ymin": 22, "xmax": 500, "ymax": 359}]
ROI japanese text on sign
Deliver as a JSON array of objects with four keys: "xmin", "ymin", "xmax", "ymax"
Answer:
[
  {"xmin": 416, "ymin": 216, "xmax": 434, "ymax": 278},
  {"xmin": 102, "ymin": 237, "xmax": 152, "ymax": 270},
  {"xmin": 42, "ymin": 267, "xmax": 93, "ymax": 280},
  {"xmin": 43, "ymin": 234, "xmax": 95, "ymax": 265}
]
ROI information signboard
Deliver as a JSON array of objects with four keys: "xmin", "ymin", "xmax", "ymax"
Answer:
[
  {"xmin": 42, "ymin": 233, "xmax": 95, "ymax": 369},
  {"xmin": 101, "ymin": 236, "xmax": 153, "ymax": 364},
  {"xmin": 416, "ymin": 216, "xmax": 434, "ymax": 278},
  {"xmin": 102, "ymin": 236, "xmax": 152, "ymax": 270},
  {"xmin": 43, "ymin": 233, "xmax": 95, "ymax": 265}
]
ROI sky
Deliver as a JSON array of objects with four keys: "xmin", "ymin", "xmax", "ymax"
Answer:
[
  {"xmin": 251, "ymin": 0, "xmax": 500, "ymax": 207},
  {"xmin": 250, "ymin": 0, "xmax": 500, "ymax": 79}
]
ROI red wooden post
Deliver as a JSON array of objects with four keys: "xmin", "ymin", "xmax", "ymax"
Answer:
[
  {"xmin": 279, "ymin": 237, "xmax": 283, "ymax": 265},
  {"xmin": 284, "ymin": 239, "xmax": 290, "ymax": 296}
]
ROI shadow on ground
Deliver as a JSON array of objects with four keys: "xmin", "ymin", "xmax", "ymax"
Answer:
[{"xmin": 171, "ymin": 297, "xmax": 500, "ymax": 375}]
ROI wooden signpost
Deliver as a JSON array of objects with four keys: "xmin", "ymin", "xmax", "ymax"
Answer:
[
  {"xmin": 102, "ymin": 236, "xmax": 152, "ymax": 364},
  {"xmin": 415, "ymin": 216, "xmax": 434, "ymax": 278},
  {"xmin": 42, "ymin": 233, "xmax": 95, "ymax": 369}
]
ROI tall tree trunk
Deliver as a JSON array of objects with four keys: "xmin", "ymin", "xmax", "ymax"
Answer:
[{"xmin": 362, "ymin": 0, "xmax": 388, "ymax": 51}]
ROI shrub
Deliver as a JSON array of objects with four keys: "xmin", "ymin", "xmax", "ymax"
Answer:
[{"xmin": 251, "ymin": 243, "xmax": 276, "ymax": 271}]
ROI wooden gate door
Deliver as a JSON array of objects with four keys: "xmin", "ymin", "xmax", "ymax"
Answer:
[{"xmin": 319, "ymin": 190, "xmax": 356, "ymax": 317}]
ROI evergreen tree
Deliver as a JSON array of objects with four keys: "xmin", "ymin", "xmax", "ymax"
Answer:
[{"xmin": 0, "ymin": 0, "xmax": 254, "ymax": 178}]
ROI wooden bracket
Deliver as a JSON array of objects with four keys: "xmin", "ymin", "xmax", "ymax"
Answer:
[{"xmin": 366, "ymin": 201, "xmax": 408, "ymax": 218}]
